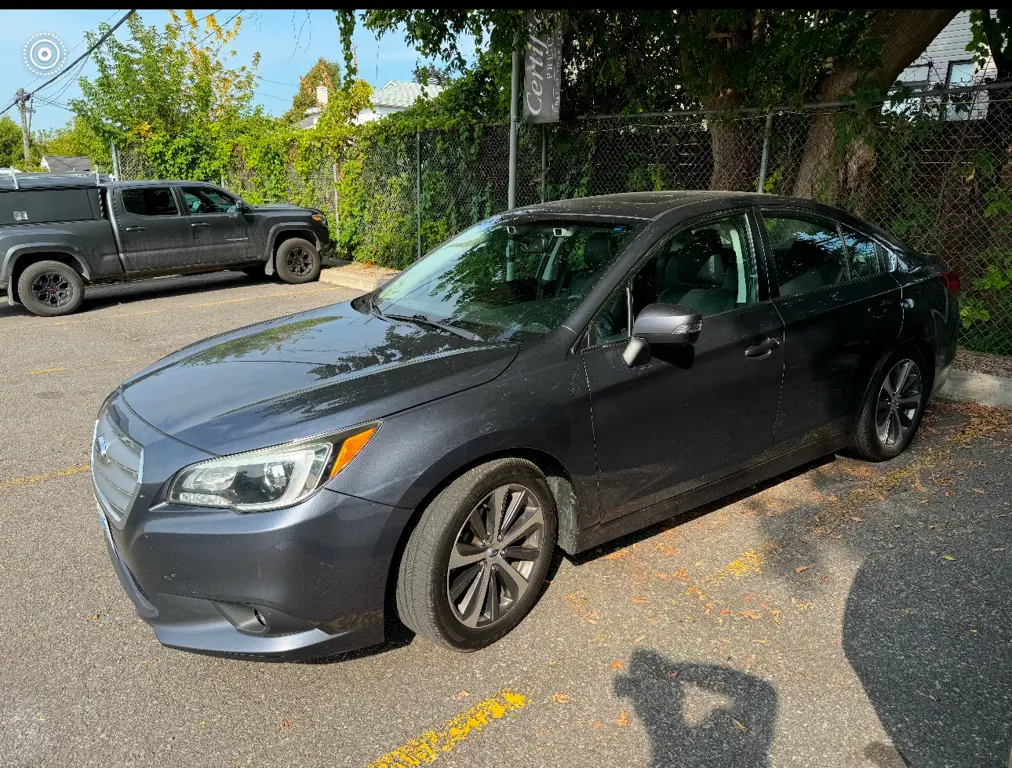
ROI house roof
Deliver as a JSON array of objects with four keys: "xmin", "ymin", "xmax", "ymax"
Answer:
[
  {"xmin": 371, "ymin": 80, "xmax": 443, "ymax": 109},
  {"xmin": 42, "ymin": 155, "xmax": 92, "ymax": 172}
]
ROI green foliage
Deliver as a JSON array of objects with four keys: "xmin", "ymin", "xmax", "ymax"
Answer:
[
  {"xmin": 282, "ymin": 58, "xmax": 342, "ymax": 125},
  {"xmin": 0, "ymin": 116, "xmax": 24, "ymax": 168}
]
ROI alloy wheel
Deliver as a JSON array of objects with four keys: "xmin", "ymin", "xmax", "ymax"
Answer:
[
  {"xmin": 876, "ymin": 358, "xmax": 923, "ymax": 448},
  {"xmin": 286, "ymin": 248, "xmax": 313, "ymax": 276},
  {"xmin": 31, "ymin": 272, "xmax": 73, "ymax": 308},
  {"xmin": 446, "ymin": 484, "xmax": 546, "ymax": 629}
]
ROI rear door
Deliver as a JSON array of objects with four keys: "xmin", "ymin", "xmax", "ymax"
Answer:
[
  {"xmin": 115, "ymin": 186, "xmax": 192, "ymax": 272},
  {"xmin": 759, "ymin": 207, "xmax": 903, "ymax": 451},
  {"xmin": 179, "ymin": 185, "xmax": 254, "ymax": 266}
]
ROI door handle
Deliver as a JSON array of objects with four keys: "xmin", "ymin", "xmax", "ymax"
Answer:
[
  {"xmin": 830, "ymin": 291, "xmax": 845, "ymax": 302},
  {"xmin": 745, "ymin": 337, "xmax": 780, "ymax": 359},
  {"xmin": 867, "ymin": 299, "xmax": 892, "ymax": 317},
  {"xmin": 123, "ymin": 226, "xmax": 145, "ymax": 232},
  {"xmin": 190, "ymin": 222, "xmax": 210, "ymax": 229}
]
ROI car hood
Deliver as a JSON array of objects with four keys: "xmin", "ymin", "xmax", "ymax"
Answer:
[
  {"xmin": 249, "ymin": 203, "xmax": 315, "ymax": 214},
  {"xmin": 121, "ymin": 301, "xmax": 519, "ymax": 455}
]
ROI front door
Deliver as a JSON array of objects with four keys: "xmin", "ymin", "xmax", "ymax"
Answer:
[
  {"xmin": 115, "ymin": 186, "xmax": 192, "ymax": 272},
  {"xmin": 179, "ymin": 185, "xmax": 254, "ymax": 266},
  {"xmin": 582, "ymin": 211, "xmax": 785, "ymax": 525},
  {"xmin": 759, "ymin": 209, "xmax": 903, "ymax": 450}
]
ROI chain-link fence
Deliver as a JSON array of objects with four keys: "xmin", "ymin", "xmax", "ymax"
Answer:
[{"xmin": 117, "ymin": 79, "xmax": 1012, "ymax": 355}]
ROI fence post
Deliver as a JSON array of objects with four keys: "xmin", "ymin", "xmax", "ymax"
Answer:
[
  {"xmin": 416, "ymin": 130, "xmax": 422, "ymax": 262},
  {"xmin": 757, "ymin": 112, "xmax": 774, "ymax": 193},
  {"xmin": 541, "ymin": 124, "xmax": 547, "ymax": 203},
  {"xmin": 110, "ymin": 142, "xmax": 120, "ymax": 180},
  {"xmin": 338, "ymin": 161, "xmax": 346, "ymax": 245},
  {"xmin": 508, "ymin": 49, "xmax": 520, "ymax": 210}
]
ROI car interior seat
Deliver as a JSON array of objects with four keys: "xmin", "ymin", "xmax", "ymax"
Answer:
[
  {"xmin": 658, "ymin": 228, "xmax": 737, "ymax": 316},
  {"xmin": 559, "ymin": 232, "xmax": 613, "ymax": 298}
]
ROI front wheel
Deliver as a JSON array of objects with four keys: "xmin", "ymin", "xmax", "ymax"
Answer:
[
  {"xmin": 396, "ymin": 458, "xmax": 557, "ymax": 651},
  {"xmin": 275, "ymin": 238, "xmax": 321, "ymax": 284},
  {"xmin": 851, "ymin": 348, "xmax": 928, "ymax": 461},
  {"xmin": 17, "ymin": 260, "xmax": 85, "ymax": 317}
]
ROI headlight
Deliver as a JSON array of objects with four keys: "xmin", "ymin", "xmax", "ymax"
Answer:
[{"xmin": 167, "ymin": 424, "xmax": 377, "ymax": 512}]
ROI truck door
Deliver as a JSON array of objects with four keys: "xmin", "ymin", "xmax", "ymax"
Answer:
[
  {"xmin": 179, "ymin": 185, "xmax": 254, "ymax": 266},
  {"xmin": 114, "ymin": 186, "xmax": 194, "ymax": 272}
]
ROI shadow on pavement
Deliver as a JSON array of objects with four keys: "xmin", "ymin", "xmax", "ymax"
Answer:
[
  {"xmin": 615, "ymin": 649, "xmax": 777, "ymax": 768},
  {"xmin": 0, "ymin": 271, "xmax": 262, "ymax": 319}
]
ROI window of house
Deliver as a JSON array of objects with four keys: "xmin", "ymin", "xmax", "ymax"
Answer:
[
  {"xmin": 884, "ymin": 63, "xmax": 931, "ymax": 116},
  {"xmin": 946, "ymin": 60, "xmax": 978, "ymax": 120},
  {"xmin": 121, "ymin": 187, "xmax": 179, "ymax": 217}
]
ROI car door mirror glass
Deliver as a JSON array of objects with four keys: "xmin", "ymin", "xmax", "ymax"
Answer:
[{"xmin": 632, "ymin": 303, "xmax": 702, "ymax": 345}]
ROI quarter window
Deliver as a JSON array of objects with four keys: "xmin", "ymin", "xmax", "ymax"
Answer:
[
  {"xmin": 763, "ymin": 215, "xmax": 848, "ymax": 297},
  {"xmin": 121, "ymin": 187, "xmax": 178, "ymax": 217},
  {"xmin": 840, "ymin": 226, "xmax": 882, "ymax": 279},
  {"xmin": 592, "ymin": 214, "xmax": 757, "ymax": 346}
]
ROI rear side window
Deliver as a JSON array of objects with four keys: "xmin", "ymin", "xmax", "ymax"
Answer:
[
  {"xmin": 763, "ymin": 214, "xmax": 848, "ymax": 297},
  {"xmin": 840, "ymin": 226, "xmax": 883, "ymax": 279},
  {"xmin": 121, "ymin": 187, "xmax": 178, "ymax": 217}
]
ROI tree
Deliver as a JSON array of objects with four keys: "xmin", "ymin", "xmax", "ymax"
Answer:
[
  {"xmin": 791, "ymin": 10, "xmax": 960, "ymax": 202},
  {"xmin": 412, "ymin": 63, "xmax": 452, "ymax": 86},
  {"xmin": 0, "ymin": 116, "xmax": 23, "ymax": 168},
  {"xmin": 71, "ymin": 11, "xmax": 259, "ymax": 159},
  {"xmin": 283, "ymin": 58, "xmax": 342, "ymax": 125}
]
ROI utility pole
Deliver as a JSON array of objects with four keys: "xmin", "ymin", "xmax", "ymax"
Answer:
[{"xmin": 16, "ymin": 89, "xmax": 31, "ymax": 166}]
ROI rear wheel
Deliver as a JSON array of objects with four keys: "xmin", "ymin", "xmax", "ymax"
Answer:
[
  {"xmin": 851, "ymin": 347, "xmax": 928, "ymax": 461},
  {"xmin": 396, "ymin": 458, "xmax": 557, "ymax": 651},
  {"xmin": 275, "ymin": 238, "xmax": 321, "ymax": 284},
  {"xmin": 17, "ymin": 260, "xmax": 85, "ymax": 317}
]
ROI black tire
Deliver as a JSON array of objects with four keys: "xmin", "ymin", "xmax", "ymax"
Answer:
[
  {"xmin": 851, "ymin": 346, "xmax": 929, "ymax": 461},
  {"xmin": 396, "ymin": 458, "xmax": 558, "ymax": 651},
  {"xmin": 17, "ymin": 260, "xmax": 85, "ymax": 317},
  {"xmin": 274, "ymin": 238, "xmax": 321, "ymax": 284}
]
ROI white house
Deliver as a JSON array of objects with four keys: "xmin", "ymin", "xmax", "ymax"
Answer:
[
  {"xmin": 890, "ymin": 10, "xmax": 999, "ymax": 119},
  {"xmin": 297, "ymin": 80, "xmax": 444, "ymax": 130}
]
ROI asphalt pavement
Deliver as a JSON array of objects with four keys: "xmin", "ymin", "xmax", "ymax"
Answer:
[{"xmin": 1, "ymin": 271, "xmax": 1011, "ymax": 768}]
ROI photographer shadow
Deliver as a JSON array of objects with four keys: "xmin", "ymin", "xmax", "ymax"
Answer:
[{"xmin": 615, "ymin": 649, "xmax": 778, "ymax": 768}]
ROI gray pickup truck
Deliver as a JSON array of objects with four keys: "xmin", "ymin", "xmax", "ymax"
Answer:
[{"xmin": 0, "ymin": 172, "xmax": 330, "ymax": 316}]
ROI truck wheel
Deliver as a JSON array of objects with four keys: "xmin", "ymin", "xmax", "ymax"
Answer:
[
  {"xmin": 275, "ymin": 239, "xmax": 321, "ymax": 284},
  {"xmin": 850, "ymin": 346, "xmax": 928, "ymax": 461},
  {"xmin": 17, "ymin": 260, "xmax": 85, "ymax": 317},
  {"xmin": 396, "ymin": 458, "xmax": 557, "ymax": 651}
]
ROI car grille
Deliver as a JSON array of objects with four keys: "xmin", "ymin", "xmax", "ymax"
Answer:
[{"xmin": 92, "ymin": 405, "xmax": 143, "ymax": 529}]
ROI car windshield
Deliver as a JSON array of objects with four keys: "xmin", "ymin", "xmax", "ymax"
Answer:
[{"xmin": 373, "ymin": 219, "xmax": 638, "ymax": 342}]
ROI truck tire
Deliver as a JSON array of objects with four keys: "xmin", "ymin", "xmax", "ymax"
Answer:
[
  {"xmin": 275, "ymin": 239, "xmax": 321, "ymax": 284},
  {"xmin": 17, "ymin": 260, "xmax": 85, "ymax": 317},
  {"xmin": 850, "ymin": 346, "xmax": 929, "ymax": 461}
]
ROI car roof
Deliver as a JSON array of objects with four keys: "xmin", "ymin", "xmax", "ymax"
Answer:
[
  {"xmin": 104, "ymin": 180, "xmax": 217, "ymax": 188},
  {"xmin": 509, "ymin": 190, "xmax": 847, "ymax": 222}
]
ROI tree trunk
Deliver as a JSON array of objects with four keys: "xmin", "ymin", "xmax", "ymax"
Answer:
[
  {"xmin": 708, "ymin": 114, "xmax": 759, "ymax": 191},
  {"xmin": 792, "ymin": 9, "xmax": 960, "ymax": 202}
]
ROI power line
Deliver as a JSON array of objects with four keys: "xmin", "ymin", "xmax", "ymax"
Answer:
[{"xmin": 2, "ymin": 10, "xmax": 137, "ymax": 116}]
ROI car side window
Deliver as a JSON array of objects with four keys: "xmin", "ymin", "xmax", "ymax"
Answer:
[
  {"xmin": 182, "ymin": 186, "xmax": 237, "ymax": 214},
  {"xmin": 591, "ymin": 214, "xmax": 757, "ymax": 346},
  {"xmin": 840, "ymin": 225, "xmax": 882, "ymax": 279},
  {"xmin": 121, "ymin": 187, "xmax": 179, "ymax": 217},
  {"xmin": 763, "ymin": 214, "xmax": 848, "ymax": 297}
]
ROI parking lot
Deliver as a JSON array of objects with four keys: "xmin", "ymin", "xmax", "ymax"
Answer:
[{"xmin": 1, "ymin": 272, "xmax": 1010, "ymax": 768}]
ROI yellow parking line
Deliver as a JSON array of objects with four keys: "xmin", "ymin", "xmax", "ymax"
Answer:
[
  {"xmin": 27, "ymin": 367, "xmax": 69, "ymax": 376},
  {"xmin": 0, "ymin": 464, "xmax": 90, "ymax": 491},
  {"xmin": 365, "ymin": 690, "xmax": 528, "ymax": 768},
  {"xmin": 184, "ymin": 286, "xmax": 340, "ymax": 309}
]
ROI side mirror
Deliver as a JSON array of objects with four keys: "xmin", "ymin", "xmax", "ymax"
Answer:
[{"xmin": 632, "ymin": 303, "xmax": 702, "ymax": 345}]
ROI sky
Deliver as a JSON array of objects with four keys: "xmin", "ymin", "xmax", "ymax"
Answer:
[{"xmin": 0, "ymin": 9, "xmax": 467, "ymax": 132}]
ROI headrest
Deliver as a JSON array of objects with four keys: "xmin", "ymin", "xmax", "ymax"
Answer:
[{"xmin": 583, "ymin": 233, "xmax": 612, "ymax": 266}]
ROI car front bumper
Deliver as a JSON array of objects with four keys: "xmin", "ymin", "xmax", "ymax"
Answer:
[{"xmin": 94, "ymin": 394, "xmax": 412, "ymax": 661}]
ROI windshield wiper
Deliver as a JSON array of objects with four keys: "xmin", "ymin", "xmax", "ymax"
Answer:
[{"xmin": 381, "ymin": 312, "xmax": 484, "ymax": 342}]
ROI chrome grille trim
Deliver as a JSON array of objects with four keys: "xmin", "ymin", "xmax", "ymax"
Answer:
[{"xmin": 92, "ymin": 404, "xmax": 144, "ymax": 530}]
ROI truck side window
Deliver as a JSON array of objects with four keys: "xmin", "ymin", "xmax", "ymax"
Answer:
[
  {"xmin": 182, "ymin": 186, "xmax": 237, "ymax": 215},
  {"xmin": 122, "ymin": 187, "xmax": 179, "ymax": 217}
]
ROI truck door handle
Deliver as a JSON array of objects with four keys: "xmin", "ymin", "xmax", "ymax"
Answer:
[
  {"xmin": 190, "ymin": 222, "xmax": 210, "ymax": 229},
  {"xmin": 123, "ymin": 226, "xmax": 145, "ymax": 232},
  {"xmin": 745, "ymin": 337, "xmax": 780, "ymax": 358}
]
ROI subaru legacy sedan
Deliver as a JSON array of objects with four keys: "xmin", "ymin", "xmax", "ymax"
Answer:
[{"xmin": 92, "ymin": 191, "xmax": 958, "ymax": 660}]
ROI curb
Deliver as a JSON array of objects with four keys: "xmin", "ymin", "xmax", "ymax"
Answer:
[
  {"xmin": 938, "ymin": 368, "xmax": 1012, "ymax": 409},
  {"xmin": 319, "ymin": 262, "xmax": 399, "ymax": 293}
]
